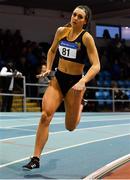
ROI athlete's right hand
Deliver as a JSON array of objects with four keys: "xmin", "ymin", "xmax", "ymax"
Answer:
[{"xmin": 36, "ymin": 70, "xmax": 51, "ymax": 78}]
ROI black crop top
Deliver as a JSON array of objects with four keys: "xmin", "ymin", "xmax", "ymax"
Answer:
[{"xmin": 58, "ymin": 30, "xmax": 87, "ymax": 64}]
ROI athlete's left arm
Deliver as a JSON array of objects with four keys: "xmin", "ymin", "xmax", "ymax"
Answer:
[
  {"xmin": 72, "ymin": 32, "xmax": 100, "ymax": 91},
  {"xmin": 81, "ymin": 32, "xmax": 100, "ymax": 84}
]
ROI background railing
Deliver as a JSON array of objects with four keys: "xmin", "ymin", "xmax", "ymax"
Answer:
[{"xmin": 0, "ymin": 75, "xmax": 130, "ymax": 112}]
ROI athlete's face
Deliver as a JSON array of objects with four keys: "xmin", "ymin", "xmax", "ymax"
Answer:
[{"xmin": 71, "ymin": 8, "xmax": 87, "ymax": 28}]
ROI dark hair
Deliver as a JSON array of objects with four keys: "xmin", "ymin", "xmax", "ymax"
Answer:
[
  {"xmin": 6, "ymin": 61, "xmax": 15, "ymax": 71},
  {"xmin": 64, "ymin": 5, "xmax": 92, "ymax": 30},
  {"xmin": 77, "ymin": 5, "xmax": 92, "ymax": 29}
]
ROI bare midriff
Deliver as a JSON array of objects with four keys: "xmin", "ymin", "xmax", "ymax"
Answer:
[{"xmin": 58, "ymin": 58, "xmax": 84, "ymax": 75}]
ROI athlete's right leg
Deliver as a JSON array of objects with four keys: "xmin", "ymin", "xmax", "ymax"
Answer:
[
  {"xmin": 23, "ymin": 77, "xmax": 63, "ymax": 170},
  {"xmin": 33, "ymin": 77, "xmax": 63, "ymax": 158}
]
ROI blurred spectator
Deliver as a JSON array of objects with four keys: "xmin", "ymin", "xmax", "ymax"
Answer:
[
  {"xmin": 103, "ymin": 29, "xmax": 111, "ymax": 39},
  {"xmin": 13, "ymin": 29, "xmax": 23, "ymax": 45},
  {"xmin": 111, "ymin": 59, "xmax": 121, "ymax": 80},
  {"xmin": 0, "ymin": 61, "xmax": 22, "ymax": 112},
  {"xmin": 84, "ymin": 78, "xmax": 98, "ymax": 112},
  {"xmin": 111, "ymin": 34, "xmax": 123, "ymax": 59},
  {"xmin": 100, "ymin": 49, "xmax": 110, "ymax": 71},
  {"xmin": 16, "ymin": 56, "xmax": 28, "ymax": 77},
  {"xmin": 36, "ymin": 63, "xmax": 50, "ymax": 111},
  {"xmin": 111, "ymin": 81, "xmax": 129, "ymax": 110}
]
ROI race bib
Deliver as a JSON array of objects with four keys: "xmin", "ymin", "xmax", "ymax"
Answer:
[{"xmin": 59, "ymin": 41, "xmax": 78, "ymax": 59}]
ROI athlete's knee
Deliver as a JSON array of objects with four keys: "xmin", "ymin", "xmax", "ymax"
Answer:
[
  {"xmin": 40, "ymin": 111, "xmax": 52, "ymax": 126},
  {"xmin": 65, "ymin": 116, "xmax": 80, "ymax": 131},
  {"xmin": 65, "ymin": 123, "xmax": 76, "ymax": 131}
]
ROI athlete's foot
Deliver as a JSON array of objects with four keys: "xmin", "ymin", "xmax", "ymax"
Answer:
[{"xmin": 22, "ymin": 157, "xmax": 40, "ymax": 170}]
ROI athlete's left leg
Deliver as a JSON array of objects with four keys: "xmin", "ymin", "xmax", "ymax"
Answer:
[{"xmin": 64, "ymin": 88, "xmax": 86, "ymax": 131}]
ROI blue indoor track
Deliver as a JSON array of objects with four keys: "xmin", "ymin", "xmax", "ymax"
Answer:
[{"xmin": 0, "ymin": 112, "xmax": 130, "ymax": 179}]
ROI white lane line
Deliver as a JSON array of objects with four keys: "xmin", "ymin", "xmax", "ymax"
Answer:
[
  {"xmin": 0, "ymin": 112, "xmax": 130, "ymax": 116},
  {"xmin": 0, "ymin": 123, "xmax": 130, "ymax": 142},
  {"xmin": 0, "ymin": 121, "xmax": 130, "ymax": 134},
  {"xmin": 0, "ymin": 118, "xmax": 39, "ymax": 122},
  {"xmin": 0, "ymin": 118, "xmax": 130, "ymax": 129},
  {"xmin": 0, "ymin": 127, "xmax": 36, "ymax": 132},
  {"xmin": 0, "ymin": 113, "xmax": 41, "ymax": 116},
  {"xmin": 0, "ymin": 124, "xmax": 37, "ymax": 129},
  {"xmin": 0, "ymin": 113, "xmax": 130, "ymax": 121},
  {"xmin": 0, "ymin": 133, "xmax": 130, "ymax": 168},
  {"xmin": 0, "ymin": 130, "xmax": 68, "ymax": 142}
]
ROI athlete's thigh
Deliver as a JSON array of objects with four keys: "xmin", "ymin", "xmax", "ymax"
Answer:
[
  {"xmin": 42, "ymin": 77, "xmax": 63, "ymax": 114},
  {"xmin": 64, "ymin": 88, "xmax": 84, "ymax": 124}
]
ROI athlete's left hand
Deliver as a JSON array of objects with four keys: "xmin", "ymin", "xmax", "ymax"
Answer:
[{"xmin": 72, "ymin": 80, "xmax": 86, "ymax": 91}]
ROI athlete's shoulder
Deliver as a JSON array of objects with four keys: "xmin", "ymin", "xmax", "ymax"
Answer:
[
  {"xmin": 82, "ymin": 31, "xmax": 93, "ymax": 39},
  {"xmin": 57, "ymin": 26, "xmax": 70, "ymax": 33},
  {"xmin": 56, "ymin": 27, "xmax": 70, "ymax": 40},
  {"xmin": 82, "ymin": 31, "xmax": 94, "ymax": 45}
]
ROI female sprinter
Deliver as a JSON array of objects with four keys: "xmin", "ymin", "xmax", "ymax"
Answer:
[{"xmin": 23, "ymin": 5, "xmax": 100, "ymax": 170}]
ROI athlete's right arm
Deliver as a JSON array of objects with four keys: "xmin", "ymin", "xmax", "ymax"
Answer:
[
  {"xmin": 37, "ymin": 27, "xmax": 66, "ymax": 78},
  {"xmin": 46, "ymin": 27, "xmax": 64, "ymax": 72}
]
